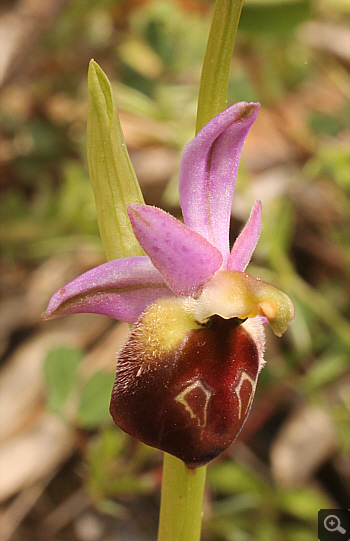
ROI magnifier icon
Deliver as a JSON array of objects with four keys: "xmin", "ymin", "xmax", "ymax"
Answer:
[{"xmin": 324, "ymin": 515, "xmax": 346, "ymax": 534}]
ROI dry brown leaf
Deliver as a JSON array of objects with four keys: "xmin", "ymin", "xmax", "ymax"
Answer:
[
  {"xmin": 0, "ymin": 316, "xmax": 111, "ymax": 443},
  {"xmin": 0, "ymin": 412, "xmax": 74, "ymax": 502},
  {"xmin": 270, "ymin": 404, "xmax": 337, "ymax": 486}
]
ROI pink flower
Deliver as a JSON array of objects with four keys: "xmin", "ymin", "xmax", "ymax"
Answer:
[{"xmin": 43, "ymin": 102, "xmax": 294, "ymax": 468}]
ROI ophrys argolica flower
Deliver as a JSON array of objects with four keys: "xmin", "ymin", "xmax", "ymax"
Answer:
[{"xmin": 43, "ymin": 102, "xmax": 294, "ymax": 469}]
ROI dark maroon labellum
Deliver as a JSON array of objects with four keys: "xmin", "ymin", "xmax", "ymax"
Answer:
[{"xmin": 110, "ymin": 315, "xmax": 259, "ymax": 468}]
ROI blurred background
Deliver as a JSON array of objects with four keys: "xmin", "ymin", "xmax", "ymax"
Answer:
[{"xmin": 0, "ymin": 0, "xmax": 349, "ymax": 540}]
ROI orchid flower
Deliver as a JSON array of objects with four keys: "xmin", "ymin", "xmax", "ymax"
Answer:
[{"xmin": 43, "ymin": 102, "xmax": 294, "ymax": 469}]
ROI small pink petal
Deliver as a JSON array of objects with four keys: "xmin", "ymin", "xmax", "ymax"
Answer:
[
  {"xmin": 42, "ymin": 256, "xmax": 173, "ymax": 324},
  {"xmin": 228, "ymin": 200, "xmax": 262, "ymax": 271},
  {"xmin": 179, "ymin": 102, "xmax": 260, "ymax": 265},
  {"xmin": 127, "ymin": 204, "xmax": 223, "ymax": 296}
]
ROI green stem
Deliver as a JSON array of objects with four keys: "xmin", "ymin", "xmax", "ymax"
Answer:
[
  {"xmin": 157, "ymin": 454, "xmax": 207, "ymax": 541},
  {"xmin": 196, "ymin": 0, "xmax": 244, "ymax": 133},
  {"xmin": 157, "ymin": 2, "xmax": 243, "ymax": 540}
]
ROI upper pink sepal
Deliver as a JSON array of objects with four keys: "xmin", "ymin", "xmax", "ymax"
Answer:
[
  {"xmin": 42, "ymin": 256, "xmax": 173, "ymax": 324},
  {"xmin": 228, "ymin": 200, "xmax": 262, "ymax": 271},
  {"xmin": 179, "ymin": 102, "xmax": 260, "ymax": 264},
  {"xmin": 127, "ymin": 204, "xmax": 223, "ymax": 296}
]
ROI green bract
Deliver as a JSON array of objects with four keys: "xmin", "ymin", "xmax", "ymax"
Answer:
[{"xmin": 87, "ymin": 60, "xmax": 144, "ymax": 261}]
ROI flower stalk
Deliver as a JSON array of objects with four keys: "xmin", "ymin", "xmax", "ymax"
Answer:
[
  {"xmin": 196, "ymin": 0, "xmax": 244, "ymax": 133},
  {"xmin": 157, "ymin": 454, "xmax": 207, "ymax": 541},
  {"xmin": 159, "ymin": 1, "xmax": 244, "ymax": 540}
]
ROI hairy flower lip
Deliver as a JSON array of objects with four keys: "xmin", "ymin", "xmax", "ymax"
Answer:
[{"xmin": 110, "ymin": 301, "xmax": 264, "ymax": 468}]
